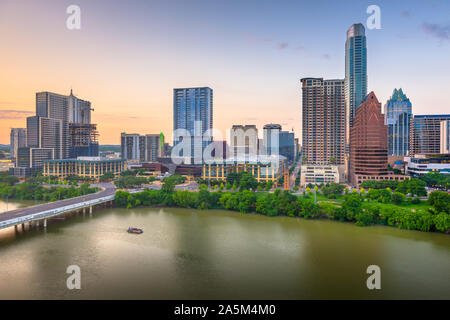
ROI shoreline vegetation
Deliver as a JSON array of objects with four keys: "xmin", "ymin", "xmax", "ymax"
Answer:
[
  {"xmin": 0, "ymin": 172, "xmax": 99, "ymax": 203},
  {"xmin": 114, "ymin": 179, "xmax": 450, "ymax": 234}
]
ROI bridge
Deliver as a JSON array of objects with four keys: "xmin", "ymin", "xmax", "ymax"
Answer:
[{"xmin": 0, "ymin": 183, "xmax": 116, "ymax": 230}]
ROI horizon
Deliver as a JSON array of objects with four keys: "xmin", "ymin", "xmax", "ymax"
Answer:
[{"xmin": 1, "ymin": 0, "xmax": 449, "ymax": 144}]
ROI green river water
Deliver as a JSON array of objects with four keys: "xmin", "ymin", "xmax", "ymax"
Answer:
[{"xmin": 0, "ymin": 201, "xmax": 449, "ymax": 299}]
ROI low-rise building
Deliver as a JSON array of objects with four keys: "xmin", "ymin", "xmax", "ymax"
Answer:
[
  {"xmin": 43, "ymin": 157, "xmax": 126, "ymax": 181},
  {"xmin": 405, "ymin": 154, "xmax": 450, "ymax": 176},
  {"xmin": 202, "ymin": 156, "xmax": 286, "ymax": 184},
  {"xmin": 300, "ymin": 165, "xmax": 341, "ymax": 186}
]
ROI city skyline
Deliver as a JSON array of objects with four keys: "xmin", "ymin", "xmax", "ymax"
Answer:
[{"xmin": 1, "ymin": 0, "xmax": 450, "ymax": 145}]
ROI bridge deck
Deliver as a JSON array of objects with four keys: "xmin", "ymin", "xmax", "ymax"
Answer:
[{"xmin": 0, "ymin": 183, "xmax": 116, "ymax": 229}]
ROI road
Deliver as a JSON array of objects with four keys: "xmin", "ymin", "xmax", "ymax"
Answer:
[{"xmin": 0, "ymin": 183, "xmax": 116, "ymax": 224}]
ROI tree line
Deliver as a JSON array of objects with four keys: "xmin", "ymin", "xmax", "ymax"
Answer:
[{"xmin": 114, "ymin": 183, "xmax": 450, "ymax": 234}]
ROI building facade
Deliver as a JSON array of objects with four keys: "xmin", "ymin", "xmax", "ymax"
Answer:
[
  {"xmin": 202, "ymin": 157, "xmax": 285, "ymax": 185},
  {"xmin": 440, "ymin": 120, "xmax": 450, "ymax": 154},
  {"xmin": 279, "ymin": 130, "xmax": 295, "ymax": 162},
  {"xmin": 121, "ymin": 133, "xmax": 163, "ymax": 162},
  {"xmin": 350, "ymin": 92, "xmax": 406, "ymax": 187},
  {"xmin": 10, "ymin": 128, "xmax": 27, "ymax": 159},
  {"xmin": 410, "ymin": 115, "xmax": 450, "ymax": 155},
  {"xmin": 301, "ymin": 78, "xmax": 345, "ymax": 165},
  {"xmin": 405, "ymin": 155, "xmax": 450, "ymax": 176},
  {"xmin": 384, "ymin": 88, "xmax": 412, "ymax": 156},
  {"xmin": 300, "ymin": 165, "xmax": 340, "ymax": 187},
  {"xmin": 230, "ymin": 125, "xmax": 258, "ymax": 158},
  {"xmin": 43, "ymin": 157, "xmax": 126, "ymax": 181},
  {"xmin": 345, "ymin": 23, "xmax": 368, "ymax": 150},
  {"xmin": 263, "ymin": 124, "xmax": 281, "ymax": 156},
  {"xmin": 173, "ymin": 87, "xmax": 213, "ymax": 162}
]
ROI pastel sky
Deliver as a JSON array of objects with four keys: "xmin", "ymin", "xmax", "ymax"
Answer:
[{"xmin": 1, "ymin": 0, "xmax": 449, "ymax": 145}]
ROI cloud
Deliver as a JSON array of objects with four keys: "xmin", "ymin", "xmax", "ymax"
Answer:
[
  {"xmin": 278, "ymin": 43, "xmax": 288, "ymax": 50},
  {"xmin": 0, "ymin": 109, "xmax": 34, "ymax": 119},
  {"xmin": 242, "ymin": 33, "xmax": 304, "ymax": 53},
  {"xmin": 422, "ymin": 22, "xmax": 450, "ymax": 41},
  {"xmin": 322, "ymin": 53, "xmax": 331, "ymax": 60}
]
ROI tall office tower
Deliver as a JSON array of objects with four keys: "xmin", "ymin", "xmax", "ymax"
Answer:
[
  {"xmin": 279, "ymin": 131, "xmax": 295, "ymax": 162},
  {"xmin": 441, "ymin": 120, "xmax": 450, "ymax": 154},
  {"xmin": 26, "ymin": 116, "xmax": 63, "ymax": 158},
  {"xmin": 301, "ymin": 78, "xmax": 345, "ymax": 165},
  {"xmin": 10, "ymin": 128, "xmax": 27, "ymax": 159},
  {"xmin": 173, "ymin": 87, "xmax": 213, "ymax": 163},
  {"xmin": 145, "ymin": 134, "xmax": 163, "ymax": 162},
  {"xmin": 345, "ymin": 23, "xmax": 367, "ymax": 150},
  {"xmin": 68, "ymin": 89, "xmax": 91, "ymax": 124},
  {"xmin": 349, "ymin": 92, "xmax": 388, "ymax": 186},
  {"xmin": 229, "ymin": 125, "xmax": 258, "ymax": 157},
  {"xmin": 263, "ymin": 124, "xmax": 282, "ymax": 156},
  {"xmin": 36, "ymin": 92, "xmax": 70, "ymax": 159},
  {"xmin": 410, "ymin": 115, "xmax": 450, "ymax": 155},
  {"xmin": 384, "ymin": 88, "xmax": 412, "ymax": 156}
]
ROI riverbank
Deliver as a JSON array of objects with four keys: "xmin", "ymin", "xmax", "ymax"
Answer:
[{"xmin": 114, "ymin": 188, "xmax": 450, "ymax": 234}]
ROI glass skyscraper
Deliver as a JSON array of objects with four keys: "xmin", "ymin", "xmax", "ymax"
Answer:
[
  {"xmin": 345, "ymin": 23, "xmax": 367, "ymax": 149},
  {"xmin": 384, "ymin": 88, "xmax": 412, "ymax": 156},
  {"xmin": 173, "ymin": 87, "xmax": 213, "ymax": 163}
]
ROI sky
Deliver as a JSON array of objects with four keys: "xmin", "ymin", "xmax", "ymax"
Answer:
[{"xmin": 0, "ymin": 0, "xmax": 449, "ymax": 145}]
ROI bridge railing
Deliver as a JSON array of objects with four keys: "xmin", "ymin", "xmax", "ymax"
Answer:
[{"xmin": 0, "ymin": 194, "xmax": 115, "ymax": 230}]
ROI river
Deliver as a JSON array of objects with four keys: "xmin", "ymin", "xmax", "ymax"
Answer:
[{"xmin": 0, "ymin": 200, "xmax": 449, "ymax": 299}]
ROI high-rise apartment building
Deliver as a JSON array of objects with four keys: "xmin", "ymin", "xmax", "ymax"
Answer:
[
  {"xmin": 173, "ymin": 87, "xmax": 213, "ymax": 162},
  {"xmin": 384, "ymin": 88, "xmax": 412, "ymax": 156},
  {"xmin": 301, "ymin": 78, "xmax": 345, "ymax": 165},
  {"xmin": 10, "ymin": 128, "xmax": 27, "ymax": 159},
  {"xmin": 121, "ymin": 133, "xmax": 163, "ymax": 162},
  {"xmin": 345, "ymin": 23, "xmax": 367, "ymax": 150},
  {"xmin": 410, "ymin": 115, "xmax": 450, "ymax": 155},
  {"xmin": 441, "ymin": 120, "xmax": 450, "ymax": 154}
]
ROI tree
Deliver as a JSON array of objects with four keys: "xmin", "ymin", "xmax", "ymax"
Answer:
[
  {"xmin": 428, "ymin": 191, "xmax": 450, "ymax": 214},
  {"xmin": 392, "ymin": 192, "xmax": 406, "ymax": 205}
]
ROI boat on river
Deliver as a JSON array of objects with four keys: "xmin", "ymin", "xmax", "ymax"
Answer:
[{"xmin": 127, "ymin": 227, "xmax": 143, "ymax": 234}]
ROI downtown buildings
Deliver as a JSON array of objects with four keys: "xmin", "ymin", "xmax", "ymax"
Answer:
[
  {"xmin": 173, "ymin": 87, "xmax": 213, "ymax": 163},
  {"xmin": 11, "ymin": 90, "xmax": 99, "ymax": 177},
  {"xmin": 349, "ymin": 92, "xmax": 406, "ymax": 187},
  {"xmin": 384, "ymin": 88, "xmax": 412, "ymax": 156}
]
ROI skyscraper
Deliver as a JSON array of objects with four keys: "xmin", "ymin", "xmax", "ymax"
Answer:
[
  {"xmin": 10, "ymin": 128, "xmax": 27, "ymax": 159},
  {"xmin": 345, "ymin": 23, "xmax": 367, "ymax": 150},
  {"xmin": 173, "ymin": 87, "xmax": 213, "ymax": 163},
  {"xmin": 410, "ymin": 115, "xmax": 450, "ymax": 155},
  {"xmin": 384, "ymin": 88, "xmax": 412, "ymax": 156},
  {"xmin": 350, "ymin": 92, "xmax": 388, "ymax": 186},
  {"xmin": 301, "ymin": 78, "xmax": 345, "ymax": 165},
  {"xmin": 263, "ymin": 124, "xmax": 281, "ymax": 156}
]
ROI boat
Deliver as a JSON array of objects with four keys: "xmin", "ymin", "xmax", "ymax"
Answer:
[{"xmin": 127, "ymin": 227, "xmax": 143, "ymax": 234}]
